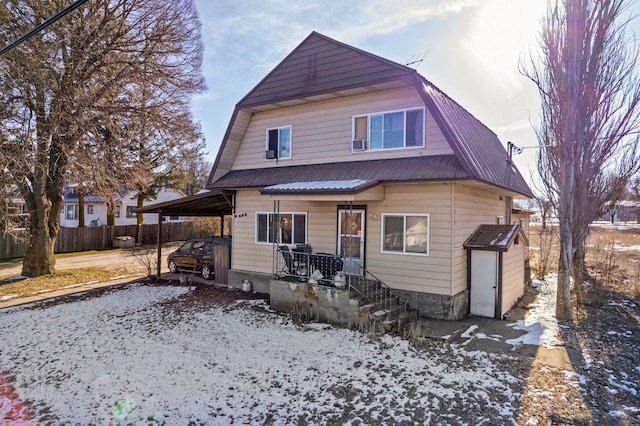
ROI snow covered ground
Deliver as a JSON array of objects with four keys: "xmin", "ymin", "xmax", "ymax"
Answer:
[{"xmin": 1, "ymin": 271, "xmax": 638, "ymax": 424}]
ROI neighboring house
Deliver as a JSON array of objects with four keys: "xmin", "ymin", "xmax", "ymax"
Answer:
[
  {"xmin": 142, "ymin": 32, "xmax": 533, "ymax": 320},
  {"xmin": 3, "ymin": 185, "xmax": 29, "ymax": 230},
  {"xmin": 600, "ymin": 200, "xmax": 639, "ymax": 223},
  {"xmin": 60, "ymin": 185, "xmax": 188, "ymax": 227}
]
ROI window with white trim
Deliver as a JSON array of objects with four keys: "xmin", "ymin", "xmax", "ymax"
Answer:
[
  {"xmin": 87, "ymin": 204, "xmax": 94, "ymax": 215},
  {"xmin": 126, "ymin": 206, "xmax": 136, "ymax": 218},
  {"xmin": 256, "ymin": 212, "xmax": 306, "ymax": 244},
  {"xmin": 266, "ymin": 125, "xmax": 292, "ymax": 160},
  {"xmin": 65, "ymin": 204, "xmax": 79, "ymax": 221},
  {"xmin": 353, "ymin": 107, "xmax": 424, "ymax": 150},
  {"xmin": 382, "ymin": 214, "xmax": 430, "ymax": 255}
]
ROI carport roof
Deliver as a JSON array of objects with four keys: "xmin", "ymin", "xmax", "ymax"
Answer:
[{"xmin": 134, "ymin": 190, "xmax": 234, "ymax": 217}]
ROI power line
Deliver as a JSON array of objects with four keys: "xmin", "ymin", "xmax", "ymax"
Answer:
[{"xmin": 0, "ymin": 0, "xmax": 89, "ymax": 56}]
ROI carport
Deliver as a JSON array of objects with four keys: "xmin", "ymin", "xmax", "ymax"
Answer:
[{"xmin": 134, "ymin": 190, "xmax": 235, "ymax": 282}]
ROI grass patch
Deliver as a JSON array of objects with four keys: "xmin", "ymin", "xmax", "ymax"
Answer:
[{"xmin": 0, "ymin": 268, "xmax": 132, "ymax": 300}]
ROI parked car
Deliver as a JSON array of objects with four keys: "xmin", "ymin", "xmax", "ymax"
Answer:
[{"xmin": 167, "ymin": 237, "xmax": 221, "ymax": 280}]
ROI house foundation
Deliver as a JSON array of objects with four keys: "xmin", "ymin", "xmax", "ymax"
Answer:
[{"xmin": 392, "ymin": 288, "xmax": 469, "ymax": 320}]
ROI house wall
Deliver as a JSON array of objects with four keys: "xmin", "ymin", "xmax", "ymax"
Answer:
[
  {"xmin": 60, "ymin": 190, "xmax": 187, "ymax": 228},
  {"xmin": 231, "ymin": 184, "xmax": 455, "ymax": 294},
  {"xmin": 501, "ymin": 239, "xmax": 525, "ymax": 316},
  {"xmin": 452, "ymin": 184, "xmax": 507, "ymax": 296},
  {"xmin": 232, "ymin": 86, "xmax": 453, "ymax": 171},
  {"xmin": 229, "ymin": 183, "xmax": 513, "ymax": 320}
]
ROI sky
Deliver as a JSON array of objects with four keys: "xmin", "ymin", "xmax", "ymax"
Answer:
[{"xmin": 190, "ymin": 0, "xmax": 639, "ymax": 188}]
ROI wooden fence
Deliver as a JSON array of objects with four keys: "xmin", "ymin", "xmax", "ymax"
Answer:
[{"xmin": 0, "ymin": 222, "xmax": 207, "ymax": 260}]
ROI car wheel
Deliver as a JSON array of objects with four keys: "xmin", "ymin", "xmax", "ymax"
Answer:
[
  {"xmin": 168, "ymin": 259, "xmax": 178, "ymax": 273},
  {"xmin": 201, "ymin": 265, "xmax": 213, "ymax": 280}
]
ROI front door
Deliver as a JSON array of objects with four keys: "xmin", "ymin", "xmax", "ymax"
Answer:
[{"xmin": 338, "ymin": 209, "xmax": 365, "ymax": 275}]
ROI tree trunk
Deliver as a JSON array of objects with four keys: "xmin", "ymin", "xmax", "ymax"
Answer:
[
  {"xmin": 107, "ymin": 196, "xmax": 115, "ymax": 226},
  {"xmin": 556, "ymin": 241, "xmax": 573, "ymax": 320},
  {"xmin": 78, "ymin": 190, "xmax": 85, "ymax": 228},
  {"xmin": 22, "ymin": 204, "xmax": 56, "ymax": 276},
  {"xmin": 136, "ymin": 195, "xmax": 144, "ymax": 225},
  {"xmin": 572, "ymin": 242, "xmax": 586, "ymax": 307}
]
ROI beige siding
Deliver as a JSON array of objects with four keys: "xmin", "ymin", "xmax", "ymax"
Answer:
[
  {"xmin": 360, "ymin": 183, "xmax": 453, "ymax": 295},
  {"xmin": 231, "ymin": 86, "xmax": 453, "ymax": 170},
  {"xmin": 232, "ymin": 183, "xmax": 455, "ymax": 295},
  {"xmin": 501, "ymin": 241, "xmax": 525, "ymax": 315},
  {"xmin": 452, "ymin": 184, "xmax": 508, "ymax": 295},
  {"xmin": 231, "ymin": 191, "xmax": 340, "ymax": 274}
]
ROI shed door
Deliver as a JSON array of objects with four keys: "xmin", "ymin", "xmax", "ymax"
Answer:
[{"xmin": 470, "ymin": 251, "xmax": 498, "ymax": 318}]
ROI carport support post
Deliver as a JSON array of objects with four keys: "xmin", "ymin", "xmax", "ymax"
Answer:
[{"xmin": 157, "ymin": 209, "xmax": 163, "ymax": 279}]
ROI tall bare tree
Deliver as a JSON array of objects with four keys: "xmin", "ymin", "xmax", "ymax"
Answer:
[
  {"xmin": 523, "ymin": 0, "xmax": 640, "ymax": 319},
  {"xmin": 0, "ymin": 0, "xmax": 206, "ymax": 276}
]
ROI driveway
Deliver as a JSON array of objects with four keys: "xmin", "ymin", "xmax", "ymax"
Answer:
[{"xmin": 0, "ymin": 243, "xmax": 181, "ymax": 278}]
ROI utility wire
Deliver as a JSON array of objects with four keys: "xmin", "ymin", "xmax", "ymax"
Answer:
[{"xmin": 0, "ymin": 0, "xmax": 89, "ymax": 56}]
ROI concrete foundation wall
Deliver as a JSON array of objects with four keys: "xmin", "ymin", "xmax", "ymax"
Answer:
[
  {"xmin": 393, "ymin": 288, "xmax": 469, "ymax": 320},
  {"xmin": 228, "ymin": 269, "xmax": 272, "ymax": 294},
  {"xmin": 270, "ymin": 279, "xmax": 360, "ymax": 326}
]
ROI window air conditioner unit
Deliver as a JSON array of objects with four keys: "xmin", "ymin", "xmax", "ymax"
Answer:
[
  {"xmin": 352, "ymin": 139, "xmax": 367, "ymax": 151},
  {"xmin": 265, "ymin": 150, "xmax": 277, "ymax": 159}
]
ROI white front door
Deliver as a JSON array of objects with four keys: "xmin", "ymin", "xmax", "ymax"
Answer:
[
  {"xmin": 470, "ymin": 250, "xmax": 498, "ymax": 318},
  {"xmin": 338, "ymin": 209, "xmax": 365, "ymax": 275}
]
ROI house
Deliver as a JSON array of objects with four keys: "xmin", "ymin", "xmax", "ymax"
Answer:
[
  {"xmin": 600, "ymin": 200, "xmax": 639, "ymax": 223},
  {"xmin": 60, "ymin": 185, "xmax": 188, "ymax": 227},
  {"xmin": 140, "ymin": 32, "xmax": 533, "ymax": 321}
]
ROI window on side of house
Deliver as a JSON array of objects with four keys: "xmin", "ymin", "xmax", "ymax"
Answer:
[
  {"xmin": 87, "ymin": 204, "xmax": 94, "ymax": 215},
  {"xmin": 382, "ymin": 214, "xmax": 430, "ymax": 255},
  {"xmin": 266, "ymin": 125, "xmax": 292, "ymax": 160},
  {"xmin": 256, "ymin": 212, "xmax": 307, "ymax": 245},
  {"xmin": 353, "ymin": 107, "xmax": 424, "ymax": 150},
  {"xmin": 65, "ymin": 204, "xmax": 79, "ymax": 221},
  {"xmin": 126, "ymin": 206, "xmax": 136, "ymax": 218}
]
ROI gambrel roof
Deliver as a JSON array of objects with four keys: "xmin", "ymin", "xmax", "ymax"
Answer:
[{"xmin": 207, "ymin": 32, "xmax": 533, "ymax": 198}]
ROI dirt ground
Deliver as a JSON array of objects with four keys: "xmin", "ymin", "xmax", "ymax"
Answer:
[{"xmin": 152, "ymin": 279, "xmax": 640, "ymax": 425}]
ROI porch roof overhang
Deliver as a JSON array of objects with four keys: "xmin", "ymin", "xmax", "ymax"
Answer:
[
  {"xmin": 133, "ymin": 190, "xmax": 235, "ymax": 217},
  {"xmin": 260, "ymin": 179, "xmax": 384, "ymax": 201}
]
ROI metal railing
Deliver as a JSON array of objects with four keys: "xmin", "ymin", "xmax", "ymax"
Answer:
[{"xmin": 276, "ymin": 247, "xmax": 345, "ymax": 285}]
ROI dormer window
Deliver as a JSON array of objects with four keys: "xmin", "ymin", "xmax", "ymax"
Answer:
[
  {"xmin": 352, "ymin": 107, "xmax": 424, "ymax": 151},
  {"xmin": 266, "ymin": 126, "xmax": 291, "ymax": 160}
]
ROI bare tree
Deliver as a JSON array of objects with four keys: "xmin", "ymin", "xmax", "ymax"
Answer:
[
  {"xmin": 523, "ymin": 0, "xmax": 640, "ymax": 320},
  {"xmin": 0, "ymin": 0, "xmax": 206, "ymax": 276}
]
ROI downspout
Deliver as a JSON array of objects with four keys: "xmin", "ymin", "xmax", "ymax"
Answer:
[
  {"xmin": 496, "ymin": 252, "xmax": 503, "ymax": 319},
  {"xmin": 156, "ymin": 209, "xmax": 162, "ymax": 280}
]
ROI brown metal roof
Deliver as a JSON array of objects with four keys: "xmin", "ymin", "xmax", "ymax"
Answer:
[
  {"xmin": 134, "ymin": 190, "xmax": 234, "ymax": 217},
  {"xmin": 416, "ymin": 76, "xmax": 534, "ymax": 198},
  {"xmin": 463, "ymin": 224, "xmax": 529, "ymax": 251},
  {"xmin": 237, "ymin": 32, "xmax": 413, "ymax": 109},
  {"xmin": 208, "ymin": 32, "xmax": 533, "ymax": 199},
  {"xmin": 208, "ymin": 155, "xmax": 471, "ymax": 190}
]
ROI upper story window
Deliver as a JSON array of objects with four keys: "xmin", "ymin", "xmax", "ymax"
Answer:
[
  {"xmin": 266, "ymin": 126, "xmax": 292, "ymax": 160},
  {"xmin": 352, "ymin": 107, "xmax": 424, "ymax": 151},
  {"xmin": 126, "ymin": 206, "xmax": 136, "ymax": 218}
]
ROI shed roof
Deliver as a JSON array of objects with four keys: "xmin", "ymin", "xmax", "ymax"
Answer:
[{"xmin": 463, "ymin": 224, "xmax": 528, "ymax": 252}]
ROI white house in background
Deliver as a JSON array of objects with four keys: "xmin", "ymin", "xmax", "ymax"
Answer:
[{"xmin": 60, "ymin": 185, "xmax": 188, "ymax": 227}]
